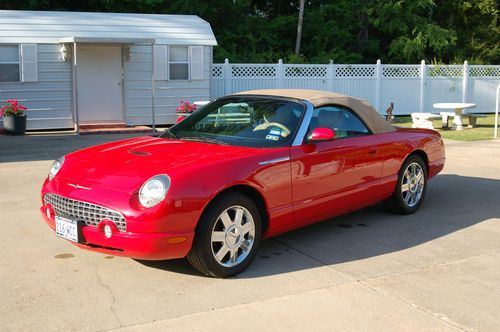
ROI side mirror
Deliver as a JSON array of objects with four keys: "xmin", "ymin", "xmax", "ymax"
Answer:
[{"xmin": 307, "ymin": 127, "xmax": 336, "ymax": 142}]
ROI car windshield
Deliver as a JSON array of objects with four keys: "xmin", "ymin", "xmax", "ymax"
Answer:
[{"xmin": 163, "ymin": 97, "xmax": 306, "ymax": 147}]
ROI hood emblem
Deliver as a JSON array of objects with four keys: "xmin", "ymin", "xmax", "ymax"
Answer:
[{"xmin": 67, "ymin": 183, "xmax": 91, "ymax": 190}]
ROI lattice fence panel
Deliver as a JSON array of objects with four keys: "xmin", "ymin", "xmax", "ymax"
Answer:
[
  {"xmin": 383, "ymin": 66, "xmax": 420, "ymax": 78},
  {"xmin": 284, "ymin": 66, "xmax": 327, "ymax": 78},
  {"xmin": 335, "ymin": 66, "xmax": 375, "ymax": 77},
  {"xmin": 212, "ymin": 65, "xmax": 223, "ymax": 78},
  {"xmin": 427, "ymin": 66, "xmax": 463, "ymax": 77},
  {"xmin": 469, "ymin": 66, "xmax": 500, "ymax": 77},
  {"xmin": 212, "ymin": 65, "xmax": 224, "ymax": 79},
  {"xmin": 231, "ymin": 65, "xmax": 276, "ymax": 78}
]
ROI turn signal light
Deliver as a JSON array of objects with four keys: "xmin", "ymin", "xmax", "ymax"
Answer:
[
  {"xmin": 103, "ymin": 224, "xmax": 113, "ymax": 239},
  {"xmin": 44, "ymin": 204, "xmax": 55, "ymax": 221},
  {"xmin": 167, "ymin": 236, "xmax": 187, "ymax": 245},
  {"xmin": 98, "ymin": 219, "xmax": 117, "ymax": 239}
]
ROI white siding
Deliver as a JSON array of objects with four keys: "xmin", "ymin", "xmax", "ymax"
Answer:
[
  {"xmin": 124, "ymin": 45, "xmax": 211, "ymax": 125},
  {"xmin": 0, "ymin": 44, "xmax": 73, "ymax": 129},
  {"xmin": 0, "ymin": 10, "xmax": 216, "ymax": 130}
]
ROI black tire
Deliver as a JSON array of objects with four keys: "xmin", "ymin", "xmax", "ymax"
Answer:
[
  {"xmin": 187, "ymin": 192, "xmax": 262, "ymax": 278},
  {"xmin": 386, "ymin": 155, "xmax": 428, "ymax": 215}
]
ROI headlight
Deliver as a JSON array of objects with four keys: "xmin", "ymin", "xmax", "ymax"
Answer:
[
  {"xmin": 139, "ymin": 175, "xmax": 170, "ymax": 208},
  {"xmin": 48, "ymin": 157, "xmax": 64, "ymax": 180}
]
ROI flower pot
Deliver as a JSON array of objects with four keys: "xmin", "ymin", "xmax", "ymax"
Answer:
[
  {"xmin": 3, "ymin": 115, "xmax": 27, "ymax": 135},
  {"xmin": 176, "ymin": 113, "xmax": 191, "ymax": 123}
]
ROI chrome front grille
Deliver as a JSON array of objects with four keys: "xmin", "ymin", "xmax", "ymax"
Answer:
[{"xmin": 43, "ymin": 193, "xmax": 126, "ymax": 232}]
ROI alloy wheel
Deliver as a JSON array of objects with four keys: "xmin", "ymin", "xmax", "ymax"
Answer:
[
  {"xmin": 401, "ymin": 162, "xmax": 425, "ymax": 207},
  {"xmin": 210, "ymin": 205, "xmax": 256, "ymax": 267}
]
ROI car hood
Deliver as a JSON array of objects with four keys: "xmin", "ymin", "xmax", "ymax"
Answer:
[{"xmin": 57, "ymin": 136, "xmax": 266, "ymax": 193}]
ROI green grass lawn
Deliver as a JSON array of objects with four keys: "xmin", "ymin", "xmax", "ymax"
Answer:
[{"xmin": 394, "ymin": 114, "xmax": 499, "ymax": 141}]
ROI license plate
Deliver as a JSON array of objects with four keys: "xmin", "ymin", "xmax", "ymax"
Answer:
[{"xmin": 55, "ymin": 215, "xmax": 79, "ymax": 242}]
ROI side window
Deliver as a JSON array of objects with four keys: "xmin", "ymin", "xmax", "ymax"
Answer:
[
  {"xmin": 169, "ymin": 46, "xmax": 189, "ymax": 80},
  {"xmin": 0, "ymin": 45, "xmax": 20, "ymax": 82},
  {"xmin": 309, "ymin": 105, "xmax": 370, "ymax": 138}
]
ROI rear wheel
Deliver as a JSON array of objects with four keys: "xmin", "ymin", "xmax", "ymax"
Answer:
[
  {"xmin": 187, "ymin": 193, "xmax": 261, "ymax": 278},
  {"xmin": 386, "ymin": 155, "xmax": 427, "ymax": 214}
]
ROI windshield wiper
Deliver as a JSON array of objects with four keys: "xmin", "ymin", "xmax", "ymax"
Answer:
[
  {"xmin": 180, "ymin": 136, "xmax": 228, "ymax": 145},
  {"xmin": 162, "ymin": 128, "xmax": 177, "ymax": 139}
]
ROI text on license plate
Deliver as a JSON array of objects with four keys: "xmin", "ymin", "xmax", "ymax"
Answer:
[{"xmin": 55, "ymin": 215, "xmax": 79, "ymax": 242}]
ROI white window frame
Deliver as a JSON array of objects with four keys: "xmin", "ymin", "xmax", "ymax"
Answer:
[
  {"xmin": 0, "ymin": 44, "xmax": 21, "ymax": 83},
  {"xmin": 168, "ymin": 45, "xmax": 190, "ymax": 81}
]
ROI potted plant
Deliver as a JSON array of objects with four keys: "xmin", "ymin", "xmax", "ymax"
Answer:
[
  {"xmin": 175, "ymin": 100, "xmax": 197, "ymax": 123},
  {"xmin": 1, "ymin": 99, "xmax": 27, "ymax": 135}
]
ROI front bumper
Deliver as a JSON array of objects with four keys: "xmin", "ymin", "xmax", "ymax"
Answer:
[{"xmin": 40, "ymin": 205, "xmax": 194, "ymax": 260}]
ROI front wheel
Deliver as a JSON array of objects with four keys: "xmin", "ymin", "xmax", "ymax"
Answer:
[
  {"xmin": 187, "ymin": 193, "xmax": 262, "ymax": 277},
  {"xmin": 386, "ymin": 155, "xmax": 428, "ymax": 214}
]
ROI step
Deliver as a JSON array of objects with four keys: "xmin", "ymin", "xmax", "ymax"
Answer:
[
  {"xmin": 79, "ymin": 121, "xmax": 127, "ymax": 130},
  {"xmin": 79, "ymin": 125, "xmax": 153, "ymax": 135}
]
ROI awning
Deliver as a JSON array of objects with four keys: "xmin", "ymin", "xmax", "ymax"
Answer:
[{"xmin": 59, "ymin": 37, "xmax": 155, "ymax": 44}]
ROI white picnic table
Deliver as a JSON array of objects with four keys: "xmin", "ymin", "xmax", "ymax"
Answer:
[{"xmin": 433, "ymin": 103, "xmax": 476, "ymax": 130}]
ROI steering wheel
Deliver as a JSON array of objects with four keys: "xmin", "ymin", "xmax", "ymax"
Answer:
[{"xmin": 253, "ymin": 122, "xmax": 291, "ymax": 137}]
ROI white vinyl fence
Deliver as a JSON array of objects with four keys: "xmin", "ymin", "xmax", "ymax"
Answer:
[{"xmin": 212, "ymin": 59, "xmax": 500, "ymax": 115}]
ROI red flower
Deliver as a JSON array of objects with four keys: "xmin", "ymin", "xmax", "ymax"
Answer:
[
  {"xmin": 176, "ymin": 99, "xmax": 200, "ymax": 114},
  {"xmin": 1, "ymin": 99, "xmax": 27, "ymax": 117}
]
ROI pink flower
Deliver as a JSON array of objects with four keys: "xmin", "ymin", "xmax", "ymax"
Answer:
[
  {"xmin": 176, "ymin": 99, "xmax": 199, "ymax": 114},
  {"xmin": 1, "ymin": 99, "xmax": 27, "ymax": 117}
]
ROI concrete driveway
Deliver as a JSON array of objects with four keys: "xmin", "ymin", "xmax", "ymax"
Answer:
[{"xmin": 1, "ymin": 133, "xmax": 499, "ymax": 331}]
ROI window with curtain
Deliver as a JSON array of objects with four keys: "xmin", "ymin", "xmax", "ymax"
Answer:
[{"xmin": 0, "ymin": 45, "xmax": 20, "ymax": 82}]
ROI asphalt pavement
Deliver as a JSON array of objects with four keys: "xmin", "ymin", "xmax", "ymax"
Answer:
[{"xmin": 0, "ymin": 133, "xmax": 499, "ymax": 331}]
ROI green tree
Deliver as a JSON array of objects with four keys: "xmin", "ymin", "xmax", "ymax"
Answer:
[
  {"xmin": 433, "ymin": 0, "xmax": 499, "ymax": 63},
  {"xmin": 368, "ymin": 0, "xmax": 458, "ymax": 63},
  {"xmin": 0, "ymin": 0, "xmax": 497, "ymax": 64}
]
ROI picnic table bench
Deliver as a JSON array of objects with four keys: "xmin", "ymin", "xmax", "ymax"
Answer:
[
  {"xmin": 411, "ymin": 113, "xmax": 441, "ymax": 129},
  {"xmin": 440, "ymin": 112, "xmax": 486, "ymax": 128}
]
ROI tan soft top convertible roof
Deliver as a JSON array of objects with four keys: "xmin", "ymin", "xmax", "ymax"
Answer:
[{"xmin": 232, "ymin": 89, "xmax": 396, "ymax": 134}]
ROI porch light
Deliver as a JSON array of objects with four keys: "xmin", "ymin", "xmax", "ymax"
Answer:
[{"xmin": 59, "ymin": 44, "xmax": 69, "ymax": 62}]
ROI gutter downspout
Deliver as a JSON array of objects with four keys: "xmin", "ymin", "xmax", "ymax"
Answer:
[
  {"xmin": 72, "ymin": 42, "xmax": 79, "ymax": 135},
  {"xmin": 72, "ymin": 42, "xmax": 80, "ymax": 135},
  {"xmin": 151, "ymin": 42, "xmax": 156, "ymax": 133}
]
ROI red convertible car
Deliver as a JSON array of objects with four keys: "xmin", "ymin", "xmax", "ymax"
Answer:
[{"xmin": 40, "ymin": 89, "xmax": 445, "ymax": 277}]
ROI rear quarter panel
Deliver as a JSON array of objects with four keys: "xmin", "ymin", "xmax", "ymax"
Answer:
[{"xmin": 376, "ymin": 127, "xmax": 445, "ymax": 196}]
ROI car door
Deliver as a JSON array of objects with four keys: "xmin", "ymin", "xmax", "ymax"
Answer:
[{"xmin": 290, "ymin": 105, "xmax": 384, "ymax": 225}]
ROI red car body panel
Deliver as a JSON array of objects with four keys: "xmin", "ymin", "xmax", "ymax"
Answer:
[{"xmin": 40, "ymin": 124, "xmax": 444, "ymax": 261}]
